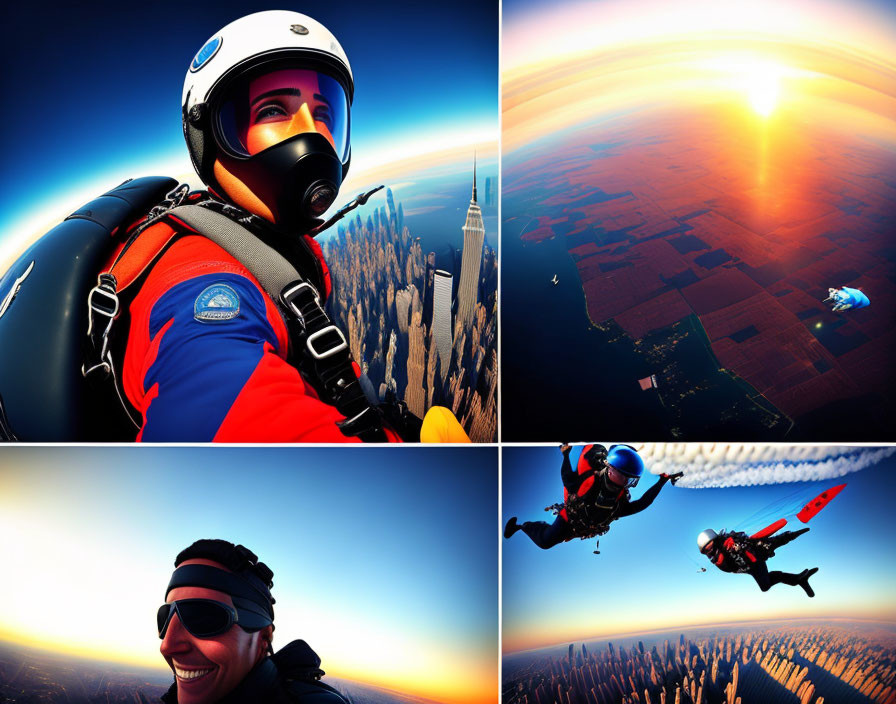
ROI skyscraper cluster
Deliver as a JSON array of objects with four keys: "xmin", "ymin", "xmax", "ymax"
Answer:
[
  {"xmin": 323, "ymin": 164, "xmax": 497, "ymax": 441},
  {"xmin": 503, "ymin": 625, "xmax": 895, "ymax": 704}
]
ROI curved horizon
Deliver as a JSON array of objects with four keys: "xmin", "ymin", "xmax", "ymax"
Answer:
[
  {"xmin": 0, "ymin": 447, "xmax": 498, "ymax": 704},
  {"xmin": 503, "ymin": 448, "xmax": 896, "ymax": 654}
]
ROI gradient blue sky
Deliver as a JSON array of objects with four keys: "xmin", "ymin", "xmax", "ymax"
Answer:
[
  {"xmin": 503, "ymin": 446, "xmax": 896, "ymax": 652},
  {"xmin": 0, "ymin": 446, "xmax": 498, "ymax": 703},
  {"xmin": 0, "ymin": 1, "xmax": 497, "ymax": 248}
]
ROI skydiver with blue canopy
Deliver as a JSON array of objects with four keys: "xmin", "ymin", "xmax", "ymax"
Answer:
[
  {"xmin": 503, "ymin": 444, "xmax": 680, "ymax": 551},
  {"xmin": 825, "ymin": 286, "xmax": 870, "ymax": 312}
]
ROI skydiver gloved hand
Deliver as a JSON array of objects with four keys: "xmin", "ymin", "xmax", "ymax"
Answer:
[{"xmin": 659, "ymin": 472, "xmax": 684, "ymax": 484}]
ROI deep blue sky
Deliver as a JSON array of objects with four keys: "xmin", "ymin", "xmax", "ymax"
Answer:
[
  {"xmin": 503, "ymin": 446, "xmax": 896, "ymax": 652},
  {"xmin": 1, "ymin": 1, "xmax": 497, "ymax": 239}
]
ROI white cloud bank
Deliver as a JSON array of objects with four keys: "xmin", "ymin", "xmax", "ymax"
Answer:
[{"xmin": 637, "ymin": 444, "xmax": 896, "ymax": 488}]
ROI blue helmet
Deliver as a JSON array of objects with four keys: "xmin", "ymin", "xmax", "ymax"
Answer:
[{"xmin": 606, "ymin": 445, "xmax": 644, "ymax": 487}]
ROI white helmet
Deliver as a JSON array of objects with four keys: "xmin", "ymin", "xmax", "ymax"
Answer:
[
  {"xmin": 697, "ymin": 529, "xmax": 718, "ymax": 551},
  {"xmin": 182, "ymin": 11, "xmax": 354, "ymax": 230}
]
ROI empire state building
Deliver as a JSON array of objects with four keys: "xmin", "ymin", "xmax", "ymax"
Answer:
[{"xmin": 456, "ymin": 155, "xmax": 486, "ymax": 328}]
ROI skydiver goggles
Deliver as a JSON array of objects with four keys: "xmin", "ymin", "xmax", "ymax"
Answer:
[
  {"xmin": 604, "ymin": 444, "xmax": 642, "ymax": 488},
  {"xmin": 161, "ymin": 563, "xmax": 275, "ymax": 639},
  {"xmin": 605, "ymin": 464, "xmax": 640, "ymax": 489},
  {"xmin": 213, "ymin": 58, "xmax": 351, "ymax": 161},
  {"xmin": 157, "ymin": 598, "xmax": 272, "ymax": 639}
]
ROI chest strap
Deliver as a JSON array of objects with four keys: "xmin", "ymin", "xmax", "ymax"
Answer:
[{"xmin": 84, "ymin": 204, "xmax": 386, "ymax": 442}]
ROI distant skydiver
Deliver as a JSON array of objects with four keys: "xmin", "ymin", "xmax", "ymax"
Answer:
[
  {"xmin": 697, "ymin": 528, "xmax": 818, "ymax": 597},
  {"xmin": 504, "ymin": 444, "xmax": 680, "ymax": 552},
  {"xmin": 825, "ymin": 286, "xmax": 870, "ymax": 312}
]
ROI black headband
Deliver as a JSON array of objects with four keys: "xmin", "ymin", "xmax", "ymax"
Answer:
[{"xmin": 166, "ymin": 564, "xmax": 275, "ymax": 620}]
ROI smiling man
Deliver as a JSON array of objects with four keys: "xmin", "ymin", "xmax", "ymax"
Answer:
[{"xmin": 159, "ymin": 539, "xmax": 348, "ymax": 704}]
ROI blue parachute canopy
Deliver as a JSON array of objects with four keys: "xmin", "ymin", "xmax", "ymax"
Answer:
[{"xmin": 827, "ymin": 286, "xmax": 870, "ymax": 311}]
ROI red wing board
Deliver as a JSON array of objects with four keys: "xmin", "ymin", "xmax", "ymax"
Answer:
[
  {"xmin": 797, "ymin": 484, "xmax": 846, "ymax": 523},
  {"xmin": 751, "ymin": 518, "xmax": 788, "ymax": 539}
]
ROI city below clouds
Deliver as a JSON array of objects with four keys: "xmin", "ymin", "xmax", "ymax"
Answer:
[{"xmin": 639, "ymin": 444, "xmax": 896, "ymax": 487}]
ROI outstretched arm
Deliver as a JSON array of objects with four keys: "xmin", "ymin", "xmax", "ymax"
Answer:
[
  {"xmin": 560, "ymin": 446, "xmax": 579, "ymax": 492},
  {"xmin": 618, "ymin": 475, "xmax": 669, "ymax": 517}
]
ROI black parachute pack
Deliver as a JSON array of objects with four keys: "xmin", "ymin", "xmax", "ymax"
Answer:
[{"xmin": 0, "ymin": 177, "xmax": 177, "ymax": 441}]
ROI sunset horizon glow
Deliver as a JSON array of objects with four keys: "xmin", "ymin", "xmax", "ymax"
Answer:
[
  {"xmin": 503, "ymin": 0, "xmax": 896, "ymax": 155},
  {"xmin": 0, "ymin": 448, "xmax": 498, "ymax": 704}
]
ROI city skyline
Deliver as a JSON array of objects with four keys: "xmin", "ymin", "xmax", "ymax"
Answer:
[
  {"xmin": 324, "ymin": 160, "xmax": 498, "ymax": 441},
  {"xmin": 504, "ymin": 623, "xmax": 896, "ymax": 704}
]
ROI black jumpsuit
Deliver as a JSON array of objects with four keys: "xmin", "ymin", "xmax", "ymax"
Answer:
[{"xmin": 705, "ymin": 529, "xmax": 809, "ymax": 591}]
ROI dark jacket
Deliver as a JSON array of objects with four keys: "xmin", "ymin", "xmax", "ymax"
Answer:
[
  {"xmin": 704, "ymin": 532, "xmax": 771, "ymax": 574},
  {"xmin": 161, "ymin": 640, "xmax": 349, "ymax": 704},
  {"xmin": 558, "ymin": 449, "xmax": 668, "ymax": 533}
]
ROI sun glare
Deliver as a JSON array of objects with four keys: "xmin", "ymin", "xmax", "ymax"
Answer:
[
  {"xmin": 699, "ymin": 55, "xmax": 788, "ymax": 118},
  {"xmin": 745, "ymin": 66, "xmax": 781, "ymax": 117}
]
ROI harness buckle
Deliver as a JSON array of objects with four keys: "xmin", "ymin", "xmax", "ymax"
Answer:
[
  {"xmin": 87, "ymin": 284, "xmax": 120, "ymax": 320},
  {"xmin": 281, "ymin": 281, "xmax": 321, "ymax": 319},
  {"xmin": 84, "ymin": 275, "xmax": 119, "ymax": 378},
  {"xmin": 306, "ymin": 325, "xmax": 348, "ymax": 360}
]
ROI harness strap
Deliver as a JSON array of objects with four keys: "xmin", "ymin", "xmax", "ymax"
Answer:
[
  {"xmin": 166, "ymin": 205, "xmax": 304, "ymax": 301},
  {"xmin": 84, "ymin": 202, "xmax": 387, "ymax": 442}
]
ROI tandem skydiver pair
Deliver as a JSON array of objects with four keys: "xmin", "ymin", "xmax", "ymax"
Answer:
[
  {"xmin": 504, "ymin": 444, "xmax": 825, "ymax": 597},
  {"xmin": 0, "ymin": 10, "xmax": 468, "ymax": 443}
]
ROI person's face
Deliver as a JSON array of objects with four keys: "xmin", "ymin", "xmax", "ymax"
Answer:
[
  {"xmin": 245, "ymin": 69, "xmax": 337, "ymax": 155},
  {"xmin": 160, "ymin": 559, "xmax": 271, "ymax": 704},
  {"xmin": 605, "ymin": 465, "xmax": 629, "ymax": 488}
]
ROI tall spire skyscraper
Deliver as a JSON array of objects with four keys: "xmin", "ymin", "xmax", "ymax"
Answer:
[
  {"xmin": 456, "ymin": 154, "xmax": 486, "ymax": 328},
  {"xmin": 432, "ymin": 269, "xmax": 454, "ymax": 379}
]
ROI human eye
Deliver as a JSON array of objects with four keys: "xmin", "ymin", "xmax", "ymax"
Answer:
[
  {"xmin": 254, "ymin": 103, "xmax": 288, "ymax": 122},
  {"xmin": 313, "ymin": 106, "xmax": 333, "ymax": 129}
]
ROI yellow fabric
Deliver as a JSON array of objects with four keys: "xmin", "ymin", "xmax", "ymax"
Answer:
[{"xmin": 420, "ymin": 406, "xmax": 471, "ymax": 444}]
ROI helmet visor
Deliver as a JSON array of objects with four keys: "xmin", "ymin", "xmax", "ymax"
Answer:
[
  {"xmin": 215, "ymin": 66, "xmax": 350, "ymax": 162},
  {"xmin": 606, "ymin": 464, "xmax": 640, "ymax": 488}
]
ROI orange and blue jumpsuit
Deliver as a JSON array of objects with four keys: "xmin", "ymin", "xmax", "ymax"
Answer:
[{"xmin": 113, "ymin": 213, "xmax": 399, "ymax": 443}]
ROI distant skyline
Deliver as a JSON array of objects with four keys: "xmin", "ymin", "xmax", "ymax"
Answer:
[
  {"xmin": 503, "ymin": 446, "xmax": 896, "ymax": 653},
  {"xmin": 0, "ymin": 447, "xmax": 498, "ymax": 704}
]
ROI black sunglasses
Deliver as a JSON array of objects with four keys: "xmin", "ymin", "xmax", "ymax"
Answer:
[{"xmin": 157, "ymin": 599, "xmax": 240, "ymax": 640}]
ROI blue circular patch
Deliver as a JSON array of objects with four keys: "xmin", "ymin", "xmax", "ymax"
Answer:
[
  {"xmin": 194, "ymin": 283, "xmax": 240, "ymax": 322},
  {"xmin": 190, "ymin": 36, "xmax": 222, "ymax": 72}
]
